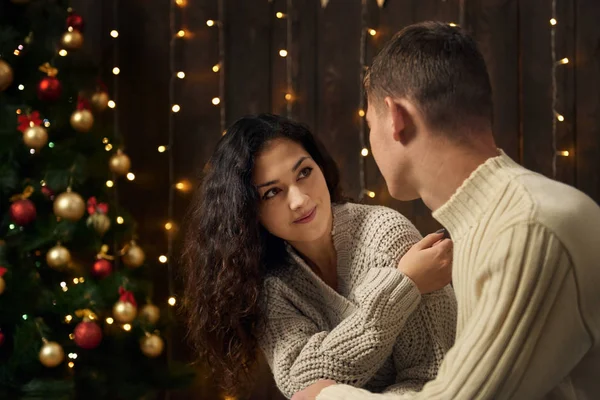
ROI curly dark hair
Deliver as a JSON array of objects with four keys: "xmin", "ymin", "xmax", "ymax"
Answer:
[{"xmin": 180, "ymin": 114, "xmax": 345, "ymax": 395}]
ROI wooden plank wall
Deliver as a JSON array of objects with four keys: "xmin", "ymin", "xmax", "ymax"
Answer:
[{"xmin": 83, "ymin": 0, "xmax": 600, "ymax": 398}]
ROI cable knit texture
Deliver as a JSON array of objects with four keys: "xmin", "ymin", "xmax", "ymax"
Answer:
[
  {"xmin": 259, "ymin": 203, "xmax": 457, "ymax": 398},
  {"xmin": 318, "ymin": 151, "xmax": 600, "ymax": 400}
]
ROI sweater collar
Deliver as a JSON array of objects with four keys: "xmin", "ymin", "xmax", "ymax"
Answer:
[{"xmin": 432, "ymin": 150, "xmax": 522, "ymax": 239}]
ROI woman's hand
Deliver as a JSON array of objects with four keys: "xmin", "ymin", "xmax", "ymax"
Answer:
[
  {"xmin": 397, "ymin": 232, "xmax": 453, "ymax": 294},
  {"xmin": 291, "ymin": 380, "xmax": 336, "ymax": 400}
]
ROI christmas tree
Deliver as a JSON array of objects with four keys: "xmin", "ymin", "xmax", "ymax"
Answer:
[{"xmin": 0, "ymin": 1, "xmax": 193, "ymax": 398}]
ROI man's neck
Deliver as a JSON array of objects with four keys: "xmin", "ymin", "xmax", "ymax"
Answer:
[{"xmin": 416, "ymin": 140, "xmax": 499, "ymax": 212}]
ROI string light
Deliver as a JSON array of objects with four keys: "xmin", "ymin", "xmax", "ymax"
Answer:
[
  {"xmin": 368, "ymin": 28, "xmax": 377, "ymax": 36},
  {"xmin": 168, "ymin": 297, "xmax": 177, "ymax": 306},
  {"xmin": 177, "ymin": 29, "xmax": 186, "ymax": 37},
  {"xmin": 206, "ymin": 20, "xmax": 215, "ymax": 27},
  {"xmin": 106, "ymin": 317, "xmax": 114, "ymax": 325},
  {"xmin": 557, "ymin": 57, "xmax": 569, "ymax": 65},
  {"xmin": 68, "ymin": 362, "xmax": 75, "ymax": 368},
  {"xmin": 159, "ymin": 255, "xmax": 168, "ymax": 263},
  {"xmin": 176, "ymin": 71, "xmax": 185, "ymax": 79},
  {"xmin": 285, "ymin": 93, "xmax": 293, "ymax": 101},
  {"xmin": 103, "ymin": 137, "xmax": 110, "ymax": 144},
  {"xmin": 108, "ymin": 100, "xmax": 116, "ymax": 108},
  {"xmin": 123, "ymin": 324, "xmax": 131, "ymax": 331},
  {"xmin": 110, "ymin": 30, "xmax": 119, "ymax": 38},
  {"xmin": 171, "ymin": 104, "xmax": 181, "ymax": 112},
  {"xmin": 212, "ymin": 97, "xmax": 220, "ymax": 105},
  {"xmin": 73, "ymin": 278, "xmax": 79, "ymax": 284},
  {"xmin": 14, "ymin": 50, "xmax": 20, "ymax": 56},
  {"xmin": 557, "ymin": 150, "xmax": 570, "ymax": 157},
  {"xmin": 112, "ymin": 67, "xmax": 120, "ymax": 75},
  {"xmin": 106, "ymin": 180, "xmax": 114, "ymax": 187},
  {"xmin": 44, "ymin": 121, "xmax": 50, "ymax": 127},
  {"xmin": 18, "ymin": 84, "xmax": 24, "ymax": 90},
  {"xmin": 550, "ymin": 18, "xmax": 557, "ymax": 26},
  {"xmin": 65, "ymin": 315, "xmax": 73, "ymax": 323},
  {"xmin": 279, "ymin": 49, "xmax": 288, "ymax": 57},
  {"xmin": 358, "ymin": 109, "xmax": 365, "ymax": 117},
  {"xmin": 59, "ymin": 49, "xmax": 68, "ymax": 56},
  {"xmin": 555, "ymin": 112, "xmax": 565, "ymax": 122},
  {"xmin": 60, "ymin": 282, "xmax": 67, "ymax": 288},
  {"xmin": 212, "ymin": 64, "xmax": 220, "ymax": 72},
  {"xmin": 165, "ymin": 222, "xmax": 173, "ymax": 231},
  {"xmin": 126, "ymin": 172, "xmax": 135, "ymax": 181},
  {"xmin": 116, "ymin": 216, "xmax": 124, "ymax": 224},
  {"xmin": 449, "ymin": 22, "xmax": 458, "ymax": 27},
  {"xmin": 22, "ymin": 314, "xmax": 28, "ymax": 320},
  {"xmin": 175, "ymin": 180, "xmax": 191, "ymax": 192},
  {"xmin": 158, "ymin": 145, "xmax": 167, "ymax": 153},
  {"xmin": 175, "ymin": 0, "xmax": 187, "ymax": 6},
  {"xmin": 105, "ymin": 144, "xmax": 113, "ymax": 151},
  {"xmin": 276, "ymin": 12, "xmax": 286, "ymax": 19},
  {"xmin": 68, "ymin": 353, "xmax": 78, "ymax": 359},
  {"xmin": 361, "ymin": 148, "xmax": 369, "ymax": 157},
  {"xmin": 367, "ymin": 191, "xmax": 376, "ymax": 198}
]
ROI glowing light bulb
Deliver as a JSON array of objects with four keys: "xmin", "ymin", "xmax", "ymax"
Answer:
[
  {"xmin": 361, "ymin": 148, "xmax": 369, "ymax": 157},
  {"xmin": 177, "ymin": 71, "xmax": 185, "ymax": 79},
  {"xmin": 106, "ymin": 180, "xmax": 114, "ymax": 188},
  {"xmin": 212, "ymin": 97, "xmax": 221, "ymax": 105},
  {"xmin": 159, "ymin": 255, "xmax": 168, "ymax": 263},
  {"xmin": 279, "ymin": 49, "xmax": 288, "ymax": 57},
  {"xmin": 59, "ymin": 49, "xmax": 68, "ymax": 56},
  {"xmin": 127, "ymin": 173, "xmax": 135, "ymax": 181},
  {"xmin": 108, "ymin": 100, "xmax": 116, "ymax": 108},
  {"xmin": 550, "ymin": 18, "xmax": 557, "ymax": 26},
  {"xmin": 110, "ymin": 30, "xmax": 119, "ymax": 38},
  {"xmin": 368, "ymin": 29, "xmax": 377, "ymax": 36},
  {"xmin": 172, "ymin": 104, "xmax": 181, "ymax": 112},
  {"xmin": 168, "ymin": 297, "xmax": 177, "ymax": 306},
  {"xmin": 112, "ymin": 67, "xmax": 120, "ymax": 75}
]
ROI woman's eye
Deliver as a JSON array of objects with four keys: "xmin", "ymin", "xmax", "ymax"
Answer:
[
  {"xmin": 298, "ymin": 167, "xmax": 313, "ymax": 179},
  {"xmin": 263, "ymin": 188, "xmax": 280, "ymax": 200}
]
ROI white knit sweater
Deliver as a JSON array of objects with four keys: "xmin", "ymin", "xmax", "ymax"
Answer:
[
  {"xmin": 259, "ymin": 203, "xmax": 457, "ymax": 398},
  {"xmin": 318, "ymin": 151, "xmax": 600, "ymax": 400}
]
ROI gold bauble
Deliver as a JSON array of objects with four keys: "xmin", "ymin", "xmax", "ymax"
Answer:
[
  {"xmin": 113, "ymin": 301, "xmax": 137, "ymax": 323},
  {"xmin": 109, "ymin": 150, "xmax": 131, "ymax": 176},
  {"xmin": 53, "ymin": 190, "xmax": 85, "ymax": 221},
  {"xmin": 70, "ymin": 109, "xmax": 94, "ymax": 133},
  {"xmin": 23, "ymin": 125, "xmax": 48, "ymax": 150},
  {"xmin": 139, "ymin": 304, "xmax": 160, "ymax": 325},
  {"xmin": 90, "ymin": 91, "xmax": 109, "ymax": 111},
  {"xmin": 122, "ymin": 242, "xmax": 145, "ymax": 268},
  {"xmin": 140, "ymin": 334, "xmax": 164, "ymax": 358},
  {"xmin": 60, "ymin": 30, "xmax": 84, "ymax": 50},
  {"xmin": 0, "ymin": 60, "xmax": 13, "ymax": 92},
  {"xmin": 39, "ymin": 341, "xmax": 64, "ymax": 367},
  {"xmin": 0, "ymin": 276, "xmax": 5, "ymax": 295},
  {"xmin": 86, "ymin": 213, "xmax": 111, "ymax": 236},
  {"xmin": 46, "ymin": 244, "xmax": 71, "ymax": 269}
]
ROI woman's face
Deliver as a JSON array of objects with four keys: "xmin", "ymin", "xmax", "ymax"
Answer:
[{"xmin": 253, "ymin": 138, "xmax": 332, "ymax": 244}]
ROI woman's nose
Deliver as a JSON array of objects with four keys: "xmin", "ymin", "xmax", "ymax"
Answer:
[{"xmin": 288, "ymin": 185, "xmax": 309, "ymax": 211}]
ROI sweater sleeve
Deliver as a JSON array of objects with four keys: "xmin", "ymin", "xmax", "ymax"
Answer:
[
  {"xmin": 318, "ymin": 223, "xmax": 593, "ymax": 400},
  {"xmin": 259, "ymin": 268, "xmax": 421, "ymax": 398}
]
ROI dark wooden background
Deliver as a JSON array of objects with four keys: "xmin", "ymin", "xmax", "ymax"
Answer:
[{"xmin": 76, "ymin": 0, "xmax": 600, "ymax": 398}]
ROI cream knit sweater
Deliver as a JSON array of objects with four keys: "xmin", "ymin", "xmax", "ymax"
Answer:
[
  {"xmin": 318, "ymin": 151, "xmax": 600, "ymax": 400},
  {"xmin": 259, "ymin": 203, "xmax": 457, "ymax": 398}
]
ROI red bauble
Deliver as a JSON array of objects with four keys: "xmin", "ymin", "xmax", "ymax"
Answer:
[
  {"xmin": 73, "ymin": 321, "xmax": 102, "ymax": 349},
  {"xmin": 37, "ymin": 77, "xmax": 62, "ymax": 101},
  {"xmin": 66, "ymin": 13, "xmax": 84, "ymax": 31},
  {"xmin": 41, "ymin": 186, "xmax": 54, "ymax": 199},
  {"xmin": 0, "ymin": 330, "xmax": 4, "ymax": 347},
  {"xmin": 91, "ymin": 259, "xmax": 112, "ymax": 279},
  {"xmin": 10, "ymin": 199, "xmax": 36, "ymax": 225}
]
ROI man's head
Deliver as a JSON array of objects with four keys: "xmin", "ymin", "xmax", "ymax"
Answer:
[{"xmin": 366, "ymin": 21, "xmax": 494, "ymax": 200}]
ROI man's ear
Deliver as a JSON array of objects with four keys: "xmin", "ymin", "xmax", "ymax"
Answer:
[{"xmin": 385, "ymin": 96, "xmax": 405, "ymax": 142}]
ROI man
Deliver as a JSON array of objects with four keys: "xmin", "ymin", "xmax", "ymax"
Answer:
[{"xmin": 294, "ymin": 21, "xmax": 600, "ymax": 400}]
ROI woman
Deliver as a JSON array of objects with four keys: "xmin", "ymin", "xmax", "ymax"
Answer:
[{"xmin": 180, "ymin": 114, "xmax": 456, "ymax": 398}]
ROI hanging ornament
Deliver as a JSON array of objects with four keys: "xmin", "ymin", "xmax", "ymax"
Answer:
[
  {"xmin": 41, "ymin": 183, "xmax": 55, "ymax": 200},
  {"xmin": 66, "ymin": 12, "xmax": 85, "ymax": 31},
  {"xmin": 376, "ymin": 0, "xmax": 386, "ymax": 8},
  {"xmin": 86, "ymin": 197, "xmax": 110, "ymax": 236},
  {"xmin": 37, "ymin": 63, "xmax": 62, "ymax": 101},
  {"xmin": 90, "ymin": 91, "xmax": 109, "ymax": 111},
  {"xmin": 18, "ymin": 111, "xmax": 47, "ymax": 151},
  {"xmin": 140, "ymin": 333, "xmax": 164, "ymax": 358},
  {"xmin": 139, "ymin": 304, "xmax": 160, "ymax": 325},
  {"xmin": 46, "ymin": 243, "xmax": 71, "ymax": 270},
  {"xmin": 113, "ymin": 287, "xmax": 137, "ymax": 323},
  {"xmin": 109, "ymin": 149, "xmax": 131, "ymax": 176},
  {"xmin": 0, "ymin": 267, "xmax": 7, "ymax": 295},
  {"xmin": 70, "ymin": 96, "xmax": 94, "ymax": 133},
  {"xmin": 39, "ymin": 340, "xmax": 64, "ymax": 367},
  {"xmin": 60, "ymin": 27, "xmax": 84, "ymax": 50},
  {"xmin": 73, "ymin": 310, "xmax": 102, "ymax": 349},
  {"xmin": 121, "ymin": 240, "xmax": 145, "ymax": 268},
  {"xmin": 53, "ymin": 188, "xmax": 85, "ymax": 221},
  {"xmin": 0, "ymin": 60, "xmax": 14, "ymax": 92},
  {"xmin": 9, "ymin": 186, "xmax": 36, "ymax": 225},
  {"xmin": 91, "ymin": 245, "xmax": 113, "ymax": 279}
]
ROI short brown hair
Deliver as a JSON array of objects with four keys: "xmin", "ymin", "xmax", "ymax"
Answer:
[{"xmin": 366, "ymin": 21, "xmax": 493, "ymax": 135}]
